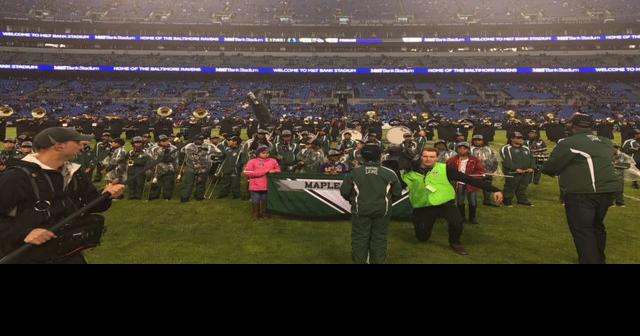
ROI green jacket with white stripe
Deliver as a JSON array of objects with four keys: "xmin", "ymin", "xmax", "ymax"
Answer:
[
  {"xmin": 500, "ymin": 144, "xmax": 536, "ymax": 174},
  {"xmin": 541, "ymin": 129, "xmax": 620, "ymax": 194},
  {"xmin": 340, "ymin": 162, "xmax": 402, "ymax": 217}
]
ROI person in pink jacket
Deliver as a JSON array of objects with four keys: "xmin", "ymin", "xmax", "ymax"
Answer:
[{"xmin": 243, "ymin": 146, "xmax": 281, "ymax": 219}]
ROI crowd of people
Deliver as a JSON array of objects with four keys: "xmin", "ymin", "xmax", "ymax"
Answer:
[
  {"xmin": 2, "ymin": 78, "xmax": 640, "ymax": 125},
  {"xmin": 2, "ymin": 0, "xmax": 638, "ymax": 24}
]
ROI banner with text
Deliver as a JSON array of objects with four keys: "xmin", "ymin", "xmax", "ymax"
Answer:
[{"xmin": 268, "ymin": 173, "xmax": 413, "ymax": 220}]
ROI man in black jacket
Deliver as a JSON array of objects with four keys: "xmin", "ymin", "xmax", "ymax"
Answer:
[{"xmin": 0, "ymin": 127, "xmax": 125, "ymax": 264}]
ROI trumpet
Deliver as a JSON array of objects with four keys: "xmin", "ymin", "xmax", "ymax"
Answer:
[{"xmin": 127, "ymin": 159, "xmax": 135, "ymax": 167}]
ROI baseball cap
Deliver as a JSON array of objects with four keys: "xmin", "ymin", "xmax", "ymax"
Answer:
[
  {"xmin": 569, "ymin": 113, "xmax": 594, "ymax": 128},
  {"xmin": 472, "ymin": 134, "xmax": 484, "ymax": 140},
  {"xmin": 361, "ymin": 144, "xmax": 381, "ymax": 162},
  {"xmin": 33, "ymin": 127, "xmax": 93, "ymax": 150},
  {"xmin": 456, "ymin": 142, "xmax": 470, "ymax": 149}
]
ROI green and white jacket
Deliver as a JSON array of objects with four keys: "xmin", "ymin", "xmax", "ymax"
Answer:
[{"xmin": 541, "ymin": 130, "xmax": 620, "ymax": 194}]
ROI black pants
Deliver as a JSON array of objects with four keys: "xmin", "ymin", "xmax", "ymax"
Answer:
[
  {"xmin": 412, "ymin": 201, "xmax": 464, "ymax": 245},
  {"xmin": 563, "ymin": 193, "xmax": 613, "ymax": 264}
]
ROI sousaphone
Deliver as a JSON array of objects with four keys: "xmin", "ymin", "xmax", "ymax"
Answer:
[
  {"xmin": 0, "ymin": 105, "xmax": 14, "ymax": 118},
  {"xmin": 192, "ymin": 108, "xmax": 209, "ymax": 119},
  {"xmin": 157, "ymin": 106, "xmax": 173, "ymax": 118},
  {"xmin": 32, "ymin": 107, "xmax": 47, "ymax": 119}
]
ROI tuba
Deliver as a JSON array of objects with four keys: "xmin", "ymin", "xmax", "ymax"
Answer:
[
  {"xmin": 366, "ymin": 110, "xmax": 378, "ymax": 121},
  {"xmin": 0, "ymin": 105, "xmax": 14, "ymax": 118},
  {"xmin": 545, "ymin": 112, "xmax": 557, "ymax": 123},
  {"xmin": 32, "ymin": 107, "xmax": 47, "ymax": 119},
  {"xmin": 157, "ymin": 106, "xmax": 173, "ymax": 118},
  {"xmin": 192, "ymin": 108, "xmax": 209, "ymax": 119}
]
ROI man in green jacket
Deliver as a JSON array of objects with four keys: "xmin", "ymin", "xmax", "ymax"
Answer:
[
  {"xmin": 542, "ymin": 113, "xmax": 621, "ymax": 264},
  {"xmin": 126, "ymin": 136, "xmax": 152, "ymax": 200},
  {"xmin": 216, "ymin": 136, "xmax": 247, "ymax": 199},
  {"xmin": 73, "ymin": 142, "xmax": 97, "ymax": 177},
  {"xmin": 340, "ymin": 144, "xmax": 402, "ymax": 264},
  {"xmin": 403, "ymin": 147, "xmax": 503, "ymax": 255},
  {"xmin": 500, "ymin": 131, "xmax": 536, "ymax": 206}
]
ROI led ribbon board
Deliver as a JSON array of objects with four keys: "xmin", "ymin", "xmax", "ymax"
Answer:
[
  {"xmin": 1, "ymin": 64, "xmax": 639, "ymax": 74},
  {"xmin": 2, "ymin": 32, "xmax": 640, "ymax": 44}
]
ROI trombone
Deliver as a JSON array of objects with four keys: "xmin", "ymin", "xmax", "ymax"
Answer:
[
  {"xmin": 205, "ymin": 164, "xmax": 224, "ymax": 200},
  {"xmin": 176, "ymin": 160, "xmax": 186, "ymax": 183}
]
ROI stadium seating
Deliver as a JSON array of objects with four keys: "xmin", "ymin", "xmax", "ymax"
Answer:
[
  {"xmin": 2, "ymin": 77, "xmax": 640, "ymax": 122},
  {"xmin": 0, "ymin": 0, "xmax": 638, "ymax": 24}
]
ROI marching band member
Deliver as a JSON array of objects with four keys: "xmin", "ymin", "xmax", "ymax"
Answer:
[
  {"xmin": 526, "ymin": 130, "xmax": 548, "ymax": 185},
  {"xmin": 148, "ymin": 135, "xmax": 178, "ymax": 201},
  {"xmin": 500, "ymin": 132, "xmax": 536, "ymax": 207},
  {"xmin": 470, "ymin": 135, "xmax": 499, "ymax": 207}
]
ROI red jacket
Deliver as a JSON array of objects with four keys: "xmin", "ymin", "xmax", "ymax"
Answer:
[
  {"xmin": 243, "ymin": 158, "xmax": 281, "ymax": 192},
  {"xmin": 446, "ymin": 155, "xmax": 485, "ymax": 192}
]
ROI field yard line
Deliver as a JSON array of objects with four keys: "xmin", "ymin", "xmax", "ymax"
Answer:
[{"xmin": 624, "ymin": 194, "xmax": 640, "ymax": 202}]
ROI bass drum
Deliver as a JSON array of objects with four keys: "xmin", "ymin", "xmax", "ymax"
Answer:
[
  {"xmin": 340, "ymin": 129, "xmax": 363, "ymax": 142},
  {"xmin": 386, "ymin": 126, "xmax": 412, "ymax": 145}
]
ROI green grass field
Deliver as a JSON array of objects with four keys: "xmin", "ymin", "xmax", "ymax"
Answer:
[{"xmin": 5, "ymin": 128, "xmax": 640, "ymax": 263}]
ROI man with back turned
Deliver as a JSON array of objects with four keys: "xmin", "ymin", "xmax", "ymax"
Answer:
[
  {"xmin": 340, "ymin": 144, "xmax": 402, "ymax": 264},
  {"xmin": 542, "ymin": 113, "xmax": 620, "ymax": 264}
]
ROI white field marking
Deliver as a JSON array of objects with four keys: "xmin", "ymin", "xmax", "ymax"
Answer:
[{"xmin": 624, "ymin": 194, "xmax": 640, "ymax": 202}]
